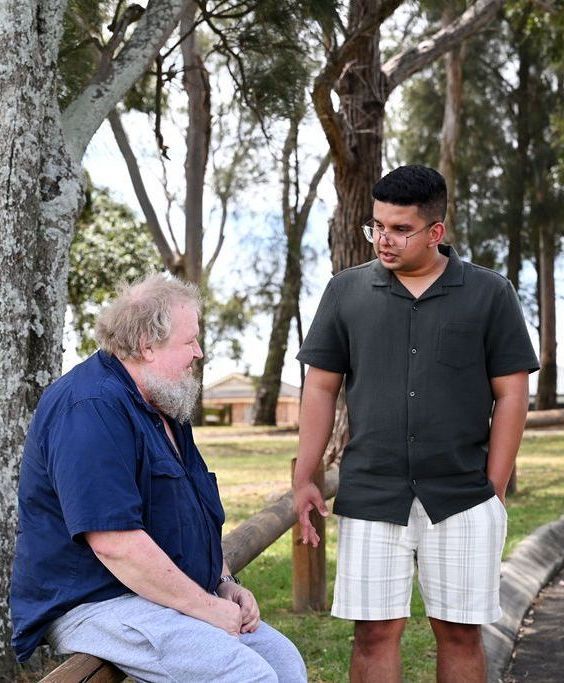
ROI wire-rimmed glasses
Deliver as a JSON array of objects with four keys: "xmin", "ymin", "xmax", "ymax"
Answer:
[{"xmin": 361, "ymin": 219, "xmax": 438, "ymax": 249}]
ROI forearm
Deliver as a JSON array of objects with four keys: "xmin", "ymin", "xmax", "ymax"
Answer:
[
  {"xmin": 294, "ymin": 370, "xmax": 342, "ymax": 488},
  {"xmin": 86, "ymin": 529, "xmax": 220, "ymax": 620},
  {"xmin": 487, "ymin": 383, "xmax": 529, "ymax": 497}
]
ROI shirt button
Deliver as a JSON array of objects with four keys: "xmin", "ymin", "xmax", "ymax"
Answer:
[
  {"xmin": 411, "ymin": 348, "xmax": 417, "ymax": 354},
  {"xmin": 412, "ymin": 305, "xmax": 418, "ymax": 311},
  {"xmin": 409, "ymin": 391, "xmax": 416, "ymax": 397},
  {"xmin": 409, "ymin": 434, "xmax": 416, "ymax": 442},
  {"xmin": 412, "ymin": 479, "xmax": 417, "ymax": 485}
]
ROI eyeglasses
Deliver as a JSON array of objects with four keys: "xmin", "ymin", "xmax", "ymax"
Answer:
[{"xmin": 361, "ymin": 219, "xmax": 438, "ymax": 250}]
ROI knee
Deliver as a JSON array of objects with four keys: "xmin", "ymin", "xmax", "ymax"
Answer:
[
  {"xmin": 431, "ymin": 620, "xmax": 483, "ymax": 649},
  {"xmin": 283, "ymin": 645, "xmax": 307, "ymax": 683},
  {"xmin": 244, "ymin": 659, "xmax": 279, "ymax": 683},
  {"xmin": 354, "ymin": 619, "xmax": 406, "ymax": 655},
  {"xmin": 268, "ymin": 633, "xmax": 307, "ymax": 682}
]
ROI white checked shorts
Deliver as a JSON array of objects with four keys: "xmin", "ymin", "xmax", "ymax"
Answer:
[{"xmin": 332, "ymin": 495, "xmax": 507, "ymax": 624}]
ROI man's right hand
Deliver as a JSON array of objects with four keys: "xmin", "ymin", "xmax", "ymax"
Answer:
[
  {"xmin": 202, "ymin": 596, "xmax": 243, "ymax": 636},
  {"xmin": 293, "ymin": 481, "xmax": 329, "ymax": 548}
]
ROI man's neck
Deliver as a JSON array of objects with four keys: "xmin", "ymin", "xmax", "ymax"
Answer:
[{"xmin": 394, "ymin": 252, "xmax": 449, "ymax": 298}]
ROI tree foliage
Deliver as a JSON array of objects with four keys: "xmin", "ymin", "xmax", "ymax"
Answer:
[{"xmin": 68, "ymin": 184, "xmax": 162, "ymax": 356}]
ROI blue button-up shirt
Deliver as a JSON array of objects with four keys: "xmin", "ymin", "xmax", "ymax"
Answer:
[{"xmin": 10, "ymin": 351, "xmax": 225, "ymax": 662}]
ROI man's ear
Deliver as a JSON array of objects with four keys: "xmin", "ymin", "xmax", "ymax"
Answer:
[
  {"xmin": 139, "ymin": 335, "xmax": 154, "ymax": 362},
  {"xmin": 428, "ymin": 222, "xmax": 446, "ymax": 247}
]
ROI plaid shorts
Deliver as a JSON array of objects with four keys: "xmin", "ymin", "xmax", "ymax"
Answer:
[{"xmin": 332, "ymin": 496, "xmax": 507, "ymax": 624}]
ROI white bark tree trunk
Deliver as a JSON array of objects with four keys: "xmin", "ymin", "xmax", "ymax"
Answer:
[
  {"xmin": 0, "ymin": 0, "xmax": 190, "ymax": 674},
  {"xmin": 0, "ymin": 3, "xmax": 79, "ymax": 671}
]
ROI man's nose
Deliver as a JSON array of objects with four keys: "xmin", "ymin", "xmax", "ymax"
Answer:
[
  {"xmin": 193, "ymin": 340, "xmax": 204, "ymax": 360},
  {"xmin": 376, "ymin": 230, "xmax": 392, "ymax": 245}
]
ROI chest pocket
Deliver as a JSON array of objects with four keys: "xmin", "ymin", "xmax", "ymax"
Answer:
[
  {"xmin": 437, "ymin": 322, "xmax": 482, "ymax": 369},
  {"xmin": 150, "ymin": 456, "xmax": 185, "ymax": 478}
]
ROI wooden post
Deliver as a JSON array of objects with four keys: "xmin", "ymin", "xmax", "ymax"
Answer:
[{"xmin": 291, "ymin": 458, "xmax": 327, "ymax": 612}]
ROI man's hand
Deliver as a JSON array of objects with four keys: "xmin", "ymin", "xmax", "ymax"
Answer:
[
  {"xmin": 203, "ymin": 595, "xmax": 243, "ymax": 636},
  {"xmin": 293, "ymin": 481, "xmax": 329, "ymax": 548},
  {"xmin": 216, "ymin": 583, "xmax": 260, "ymax": 633},
  {"xmin": 85, "ymin": 529, "xmax": 244, "ymax": 636}
]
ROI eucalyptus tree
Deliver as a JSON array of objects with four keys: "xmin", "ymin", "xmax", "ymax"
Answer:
[
  {"xmin": 253, "ymin": 115, "xmax": 330, "ymax": 425},
  {"xmin": 395, "ymin": 1, "xmax": 563, "ymax": 409},
  {"xmin": 0, "ymin": 0, "xmax": 192, "ymax": 673}
]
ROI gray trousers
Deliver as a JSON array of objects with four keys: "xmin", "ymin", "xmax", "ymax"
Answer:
[{"xmin": 46, "ymin": 594, "xmax": 307, "ymax": 682}]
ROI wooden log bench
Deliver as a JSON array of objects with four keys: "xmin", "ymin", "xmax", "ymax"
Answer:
[
  {"xmin": 38, "ymin": 468, "xmax": 339, "ymax": 682},
  {"xmin": 39, "ymin": 653, "xmax": 125, "ymax": 682}
]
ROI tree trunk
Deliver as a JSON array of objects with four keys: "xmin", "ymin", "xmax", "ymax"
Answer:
[
  {"xmin": 254, "ymin": 117, "xmax": 330, "ymax": 426},
  {"xmin": 439, "ymin": 6, "xmax": 465, "ymax": 246},
  {"xmin": 0, "ymin": 3, "xmax": 83, "ymax": 674},
  {"xmin": 506, "ymin": 35, "xmax": 530, "ymax": 291},
  {"xmin": 318, "ymin": 4, "xmax": 387, "ymax": 274},
  {"xmin": 254, "ymin": 245, "xmax": 303, "ymax": 425},
  {"xmin": 181, "ymin": 4, "xmax": 211, "ymax": 425},
  {"xmin": 536, "ymin": 219, "xmax": 557, "ymax": 409}
]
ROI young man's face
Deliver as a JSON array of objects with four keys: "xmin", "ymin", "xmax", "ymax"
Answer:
[{"xmin": 371, "ymin": 200, "xmax": 442, "ymax": 273}]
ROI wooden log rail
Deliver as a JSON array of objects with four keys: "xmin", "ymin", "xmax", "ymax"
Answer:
[{"xmin": 38, "ymin": 467, "xmax": 339, "ymax": 682}]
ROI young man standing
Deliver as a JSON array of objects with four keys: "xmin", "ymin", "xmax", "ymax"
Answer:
[{"xmin": 293, "ymin": 165, "xmax": 538, "ymax": 682}]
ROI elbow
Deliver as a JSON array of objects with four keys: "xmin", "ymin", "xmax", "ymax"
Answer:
[{"xmin": 85, "ymin": 529, "xmax": 145, "ymax": 561}]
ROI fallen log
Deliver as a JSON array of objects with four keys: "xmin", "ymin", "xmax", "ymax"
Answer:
[
  {"xmin": 525, "ymin": 409, "xmax": 564, "ymax": 429},
  {"xmin": 223, "ymin": 466, "xmax": 338, "ymax": 573}
]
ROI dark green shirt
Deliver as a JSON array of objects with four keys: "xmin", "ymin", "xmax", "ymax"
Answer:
[{"xmin": 297, "ymin": 246, "xmax": 539, "ymax": 525}]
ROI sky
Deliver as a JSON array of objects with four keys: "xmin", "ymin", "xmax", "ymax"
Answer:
[{"xmin": 65, "ymin": 62, "xmax": 562, "ymax": 395}]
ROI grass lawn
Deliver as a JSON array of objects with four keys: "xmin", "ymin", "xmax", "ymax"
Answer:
[{"xmin": 196, "ymin": 427, "xmax": 564, "ymax": 683}]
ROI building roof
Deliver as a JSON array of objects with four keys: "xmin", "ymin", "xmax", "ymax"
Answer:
[{"xmin": 203, "ymin": 373, "xmax": 300, "ymax": 400}]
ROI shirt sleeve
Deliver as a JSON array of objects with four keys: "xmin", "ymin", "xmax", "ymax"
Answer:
[
  {"xmin": 45, "ymin": 399, "xmax": 145, "ymax": 542},
  {"xmin": 485, "ymin": 280, "xmax": 540, "ymax": 378},
  {"xmin": 296, "ymin": 279, "xmax": 349, "ymax": 374}
]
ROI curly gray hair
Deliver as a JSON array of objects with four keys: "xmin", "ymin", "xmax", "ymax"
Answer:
[{"xmin": 94, "ymin": 273, "xmax": 201, "ymax": 360}]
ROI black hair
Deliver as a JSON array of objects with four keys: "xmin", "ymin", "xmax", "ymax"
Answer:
[{"xmin": 372, "ymin": 165, "xmax": 447, "ymax": 221}]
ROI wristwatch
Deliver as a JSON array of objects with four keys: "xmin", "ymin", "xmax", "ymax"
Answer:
[{"xmin": 217, "ymin": 574, "xmax": 240, "ymax": 586}]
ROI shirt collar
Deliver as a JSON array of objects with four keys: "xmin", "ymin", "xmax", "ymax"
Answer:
[
  {"xmin": 98, "ymin": 350, "xmax": 159, "ymax": 414},
  {"xmin": 371, "ymin": 244, "xmax": 464, "ymax": 287}
]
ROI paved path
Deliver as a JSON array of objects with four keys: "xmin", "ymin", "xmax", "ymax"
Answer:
[{"xmin": 504, "ymin": 565, "xmax": 564, "ymax": 682}]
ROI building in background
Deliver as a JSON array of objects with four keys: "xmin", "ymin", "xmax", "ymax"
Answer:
[{"xmin": 203, "ymin": 373, "xmax": 300, "ymax": 426}]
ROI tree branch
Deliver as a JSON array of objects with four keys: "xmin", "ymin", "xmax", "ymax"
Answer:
[
  {"xmin": 383, "ymin": 0, "xmax": 505, "ymax": 92},
  {"xmin": 157, "ymin": 151, "xmax": 182, "ymax": 257},
  {"xmin": 281, "ymin": 121, "xmax": 296, "ymax": 237},
  {"xmin": 63, "ymin": 0, "xmax": 190, "ymax": 163},
  {"xmin": 312, "ymin": 2, "xmax": 404, "ymax": 169},
  {"xmin": 296, "ymin": 151, "xmax": 331, "ymax": 238},
  {"xmin": 108, "ymin": 109, "xmax": 176, "ymax": 269}
]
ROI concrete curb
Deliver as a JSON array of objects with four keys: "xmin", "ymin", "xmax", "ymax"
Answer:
[{"xmin": 482, "ymin": 515, "xmax": 564, "ymax": 683}]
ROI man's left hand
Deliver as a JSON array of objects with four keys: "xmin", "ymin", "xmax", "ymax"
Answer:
[{"xmin": 216, "ymin": 582, "xmax": 260, "ymax": 634}]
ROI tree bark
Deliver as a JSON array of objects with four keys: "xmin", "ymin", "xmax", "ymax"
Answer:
[
  {"xmin": 438, "ymin": 6, "xmax": 466, "ymax": 245},
  {"xmin": 506, "ymin": 32, "xmax": 530, "ymax": 291},
  {"xmin": 0, "ymin": 1, "xmax": 190, "ymax": 674},
  {"xmin": 536, "ymin": 218, "xmax": 557, "ymax": 409},
  {"xmin": 181, "ymin": 2, "xmax": 211, "ymax": 425},
  {"xmin": 0, "ymin": 3, "xmax": 80, "ymax": 673}
]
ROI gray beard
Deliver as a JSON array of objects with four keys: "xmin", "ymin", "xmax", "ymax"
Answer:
[{"xmin": 142, "ymin": 370, "xmax": 201, "ymax": 424}]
